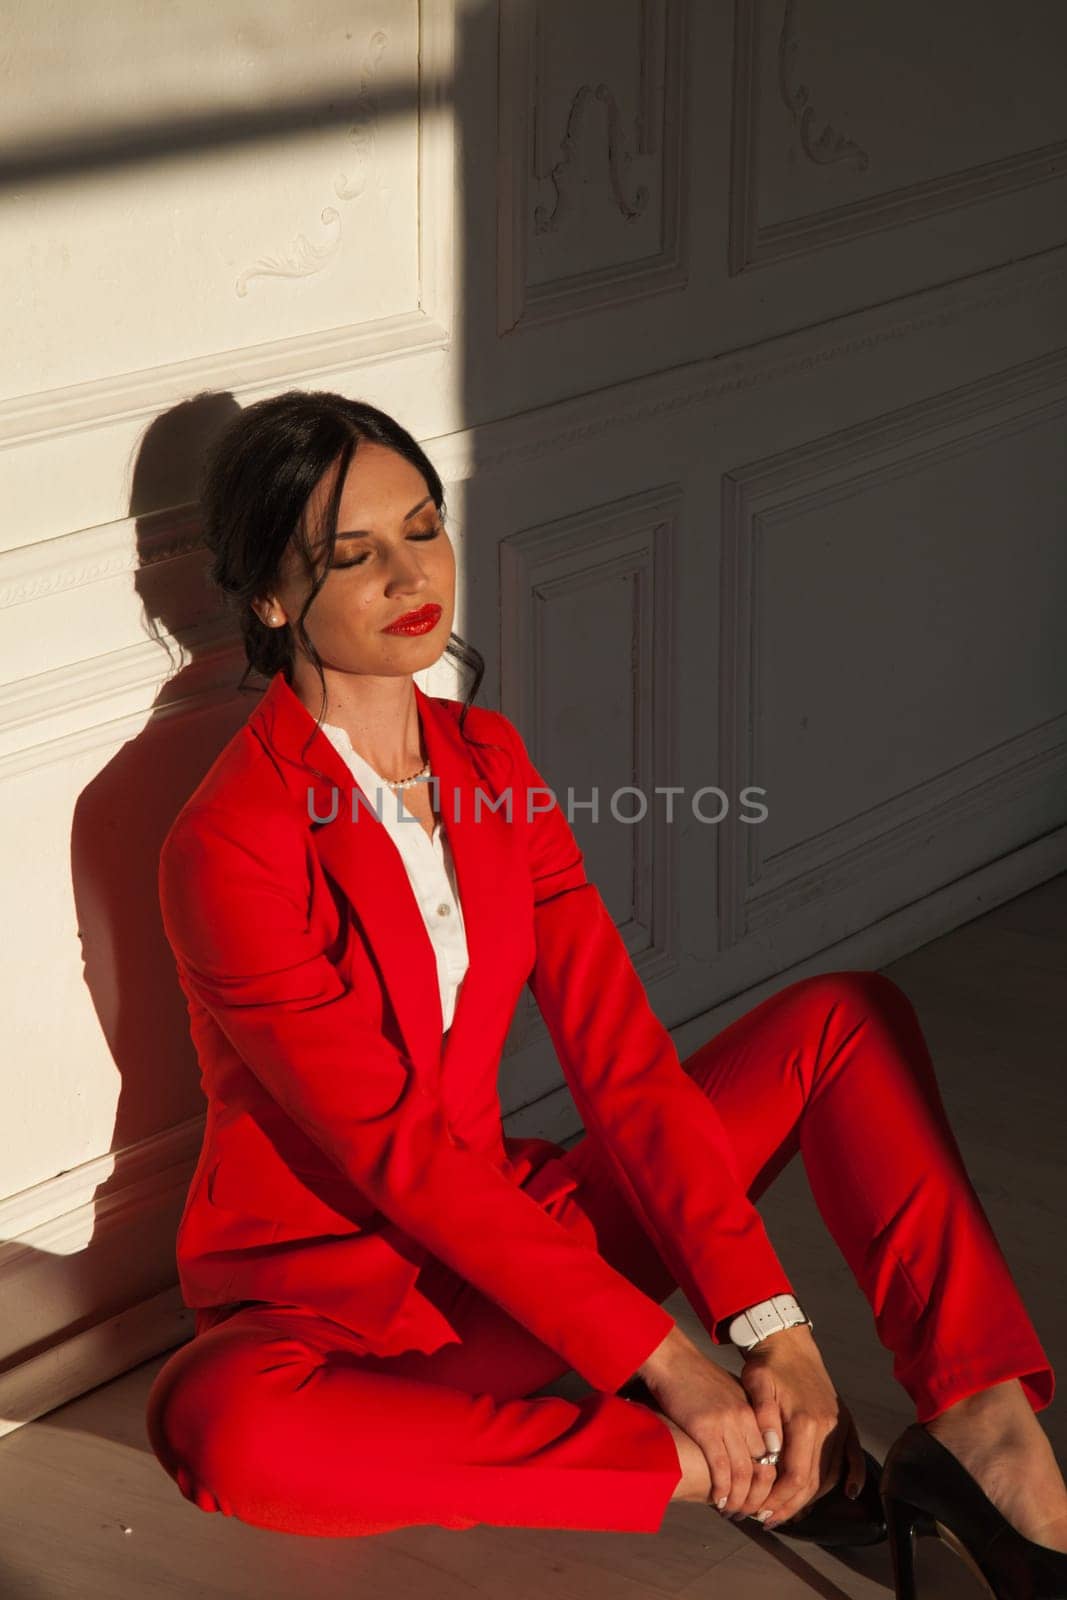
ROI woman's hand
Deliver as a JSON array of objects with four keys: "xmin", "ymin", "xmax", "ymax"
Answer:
[
  {"xmin": 738, "ymin": 1323, "xmax": 866, "ymax": 1528},
  {"xmin": 637, "ymin": 1327, "xmax": 784, "ymax": 1517}
]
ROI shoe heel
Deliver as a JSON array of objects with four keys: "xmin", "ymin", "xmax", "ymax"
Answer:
[{"xmin": 883, "ymin": 1493, "xmax": 937, "ymax": 1600}]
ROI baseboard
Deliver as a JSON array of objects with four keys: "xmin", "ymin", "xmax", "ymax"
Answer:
[{"xmin": 0, "ymin": 1286, "xmax": 192, "ymax": 1441}]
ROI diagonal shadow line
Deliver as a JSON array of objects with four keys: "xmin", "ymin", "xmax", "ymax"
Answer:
[
  {"xmin": 729, "ymin": 1519, "xmax": 890, "ymax": 1598},
  {"xmin": 0, "ymin": 75, "xmax": 451, "ymax": 189}
]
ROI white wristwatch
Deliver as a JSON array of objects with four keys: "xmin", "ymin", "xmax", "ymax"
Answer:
[{"xmin": 726, "ymin": 1293, "xmax": 813, "ymax": 1353}]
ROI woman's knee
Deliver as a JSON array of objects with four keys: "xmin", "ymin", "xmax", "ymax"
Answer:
[
  {"xmin": 788, "ymin": 967, "xmax": 912, "ymax": 1020},
  {"xmin": 780, "ymin": 969, "xmax": 925, "ymax": 1096},
  {"xmin": 146, "ymin": 1326, "xmax": 286, "ymax": 1496}
]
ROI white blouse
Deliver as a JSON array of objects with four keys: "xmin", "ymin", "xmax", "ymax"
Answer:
[{"xmin": 319, "ymin": 721, "xmax": 470, "ymax": 1034}]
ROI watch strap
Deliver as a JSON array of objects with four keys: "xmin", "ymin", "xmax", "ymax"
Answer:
[{"xmin": 727, "ymin": 1293, "xmax": 812, "ymax": 1351}]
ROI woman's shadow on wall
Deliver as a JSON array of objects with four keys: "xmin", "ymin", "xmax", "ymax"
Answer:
[{"xmin": 21, "ymin": 396, "xmax": 259, "ymax": 1440}]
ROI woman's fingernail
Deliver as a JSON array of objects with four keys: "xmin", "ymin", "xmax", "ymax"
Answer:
[
  {"xmin": 716, "ymin": 1496, "xmax": 727, "ymax": 1511},
  {"xmin": 763, "ymin": 1429, "xmax": 782, "ymax": 1454},
  {"xmin": 756, "ymin": 1509, "xmax": 773, "ymax": 1523}
]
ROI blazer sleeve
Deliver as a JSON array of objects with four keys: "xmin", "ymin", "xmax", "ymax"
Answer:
[
  {"xmin": 158, "ymin": 802, "xmax": 675, "ymax": 1394},
  {"xmin": 495, "ymin": 712, "xmax": 796, "ymax": 1341}
]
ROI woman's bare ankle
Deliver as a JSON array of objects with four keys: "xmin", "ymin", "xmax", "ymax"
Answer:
[
  {"xmin": 926, "ymin": 1378, "xmax": 1032, "ymax": 1438},
  {"xmin": 923, "ymin": 1380, "xmax": 1067, "ymax": 1551}
]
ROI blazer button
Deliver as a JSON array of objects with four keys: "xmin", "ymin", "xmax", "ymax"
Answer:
[{"xmin": 436, "ymin": 902, "xmax": 451, "ymax": 916}]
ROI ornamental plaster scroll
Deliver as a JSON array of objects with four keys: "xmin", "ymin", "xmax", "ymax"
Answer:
[
  {"xmin": 234, "ymin": 27, "xmax": 388, "ymax": 297},
  {"xmin": 534, "ymin": 81, "xmax": 651, "ymax": 233},
  {"xmin": 235, "ymin": 206, "xmax": 343, "ymax": 297},
  {"xmin": 777, "ymin": 0, "xmax": 870, "ymax": 173}
]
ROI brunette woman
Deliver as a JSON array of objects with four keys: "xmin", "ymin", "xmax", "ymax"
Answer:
[{"xmin": 146, "ymin": 392, "xmax": 1066, "ymax": 1599}]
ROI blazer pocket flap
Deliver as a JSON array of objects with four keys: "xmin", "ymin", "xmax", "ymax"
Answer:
[{"xmin": 207, "ymin": 1155, "xmax": 377, "ymax": 1228}]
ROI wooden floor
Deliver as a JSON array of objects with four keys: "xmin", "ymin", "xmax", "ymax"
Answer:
[{"xmin": 3, "ymin": 871, "xmax": 1065, "ymax": 1600}]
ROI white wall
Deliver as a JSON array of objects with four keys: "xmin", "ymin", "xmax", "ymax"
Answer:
[{"xmin": 0, "ymin": 0, "xmax": 1064, "ymax": 1429}]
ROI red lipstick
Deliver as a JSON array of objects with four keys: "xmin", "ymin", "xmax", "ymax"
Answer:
[{"xmin": 381, "ymin": 602, "xmax": 442, "ymax": 636}]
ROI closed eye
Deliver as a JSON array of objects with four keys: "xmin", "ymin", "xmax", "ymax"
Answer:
[{"xmin": 331, "ymin": 523, "xmax": 443, "ymax": 570}]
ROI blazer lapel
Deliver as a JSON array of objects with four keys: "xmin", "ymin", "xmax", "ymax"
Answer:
[
  {"xmin": 246, "ymin": 672, "xmax": 524, "ymax": 1087},
  {"xmin": 415, "ymin": 681, "xmax": 532, "ymax": 1072}
]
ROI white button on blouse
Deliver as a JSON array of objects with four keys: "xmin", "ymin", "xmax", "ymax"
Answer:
[{"xmin": 320, "ymin": 721, "xmax": 470, "ymax": 1034}]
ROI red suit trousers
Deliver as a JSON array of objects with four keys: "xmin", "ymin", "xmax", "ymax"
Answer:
[{"xmin": 145, "ymin": 970, "xmax": 1054, "ymax": 1538}]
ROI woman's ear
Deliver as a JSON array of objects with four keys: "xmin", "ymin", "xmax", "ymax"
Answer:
[{"xmin": 253, "ymin": 597, "xmax": 287, "ymax": 628}]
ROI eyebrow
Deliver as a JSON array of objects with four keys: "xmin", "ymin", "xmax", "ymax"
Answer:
[{"xmin": 334, "ymin": 494, "xmax": 434, "ymax": 541}]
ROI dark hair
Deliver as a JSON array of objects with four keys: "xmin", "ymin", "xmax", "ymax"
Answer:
[{"xmin": 198, "ymin": 389, "xmax": 486, "ymax": 768}]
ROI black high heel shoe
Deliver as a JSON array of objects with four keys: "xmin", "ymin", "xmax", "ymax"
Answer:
[
  {"xmin": 881, "ymin": 1422, "xmax": 1067, "ymax": 1599},
  {"xmin": 769, "ymin": 1446, "xmax": 887, "ymax": 1548},
  {"xmin": 616, "ymin": 1377, "xmax": 887, "ymax": 1547}
]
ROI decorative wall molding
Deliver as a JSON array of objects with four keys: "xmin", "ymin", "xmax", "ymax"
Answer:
[
  {"xmin": 332, "ymin": 28, "xmax": 388, "ymax": 203},
  {"xmin": 531, "ymin": 0, "xmax": 661, "ymax": 232},
  {"xmin": 234, "ymin": 27, "xmax": 388, "ymax": 296},
  {"xmin": 533, "ymin": 83, "xmax": 651, "ymax": 232},
  {"xmin": 776, "ymin": 0, "xmax": 869, "ymax": 174},
  {"xmin": 0, "ymin": 1285, "xmax": 191, "ymax": 1441},
  {"xmin": 0, "ymin": 1116, "xmax": 203, "ymax": 1438},
  {"xmin": 1, "ymin": 248, "xmax": 1062, "ymax": 739},
  {"xmin": 717, "ymin": 347, "xmax": 1067, "ymax": 946},
  {"xmin": 2, "ymin": 254, "xmax": 1063, "ymax": 777},
  {"xmin": 0, "ymin": 626, "xmax": 250, "ymax": 778},
  {"xmin": 497, "ymin": 0, "xmax": 689, "ymax": 333},
  {"xmin": 0, "ymin": 10, "xmax": 454, "ymax": 450},
  {"xmin": 729, "ymin": 0, "xmax": 1067, "ymax": 273},
  {"xmin": 235, "ymin": 205, "xmax": 344, "ymax": 298},
  {"xmin": 0, "ymin": 495, "xmax": 256, "ymax": 773},
  {"xmin": 3, "ymin": 143, "xmax": 1056, "ymax": 760},
  {"xmin": 0, "ymin": 504, "xmax": 202, "ymax": 611},
  {"xmin": 523, "ymin": 819, "xmax": 1067, "ymax": 1152},
  {"xmin": 499, "ymin": 486, "xmax": 682, "ymax": 1055},
  {"xmin": 2, "ymin": 222, "xmax": 1063, "ymax": 476},
  {"xmin": 435, "ymin": 243, "xmax": 1067, "ymax": 481},
  {"xmin": 0, "ymin": 1115, "xmax": 201, "ymax": 1252},
  {"xmin": 0, "ymin": 308, "xmax": 446, "ymax": 457},
  {"xmin": 416, "ymin": 0, "xmax": 457, "ymax": 338}
]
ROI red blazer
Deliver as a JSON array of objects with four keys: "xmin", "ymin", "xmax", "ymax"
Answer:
[{"xmin": 159, "ymin": 670, "xmax": 792, "ymax": 1392}]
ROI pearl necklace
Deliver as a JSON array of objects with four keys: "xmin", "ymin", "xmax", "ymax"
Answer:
[{"xmin": 385, "ymin": 759, "xmax": 431, "ymax": 790}]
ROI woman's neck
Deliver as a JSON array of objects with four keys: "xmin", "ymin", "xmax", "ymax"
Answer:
[{"xmin": 293, "ymin": 665, "xmax": 425, "ymax": 778}]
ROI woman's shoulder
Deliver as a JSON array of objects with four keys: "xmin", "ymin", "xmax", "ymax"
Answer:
[{"xmin": 161, "ymin": 720, "xmax": 300, "ymax": 872}]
